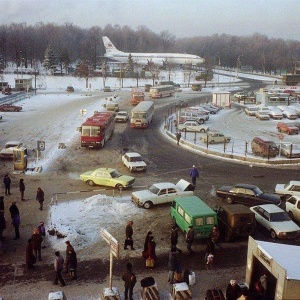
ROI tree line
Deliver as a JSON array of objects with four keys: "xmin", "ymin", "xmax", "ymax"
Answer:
[{"xmin": 0, "ymin": 22, "xmax": 299, "ymax": 74}]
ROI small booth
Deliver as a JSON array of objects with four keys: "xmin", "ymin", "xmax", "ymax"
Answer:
[
  {"xmin": 246, "ymin": 237, "xmax": 300, "ymax": 300},
  {"xmin": 212, "ymin": 91, "xmax": 231, "ymax": 108},
  {"xmin": 14, "ymin": 78, "xmax": 33, "ymax": 91},
  {"xmin": 13, "ymin": 146, "xmax": 27, "ymax": 171}
]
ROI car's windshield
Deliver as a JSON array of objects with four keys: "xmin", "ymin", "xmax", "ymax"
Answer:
[
  {"xmin": 270, "ymin": 212, "xmax": 290, "ymax": 222},
  {"xmin": 131, "ymin": 156, "xmax": 142, "ymax": 162},
  {"xmin": 253, "ymin": 187, "xmax": 263, "ymax": 196},
  {"xmin": 149, "ymin": 185, "xmax": 160, "ymax": 195},
  {"xmin": 110, "ymin": 170, "xmax": 121, "ymax": 178}
]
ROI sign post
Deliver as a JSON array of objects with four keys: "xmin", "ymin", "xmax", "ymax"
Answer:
[
  {"xmin": 37, "ymin": 140, "xmax": 45, "ymax": 163},
  {"xmin": 278, "ymin": 133, "xmax": 284, "ymax": 158},
  {"xmin": 100, "ymin": 228, "xmax": 120, "ymax": 300}
]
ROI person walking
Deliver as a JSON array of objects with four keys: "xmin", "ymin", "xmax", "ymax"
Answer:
[
  {"xmin": 26, "ymin": 239, "xmax": 36, "ymax": 269},
  {"xmin": 36, "ymin": 187, "xmax": 44, "ymax": 210},
  {"xmin": 19, "ymin": 179, "xmax": 25, "ymax": 201},
  {"xmin": 147, "ymin": 235, "xmax": 157, "ymax": 263},
  {"xmin": 53, "ymin": 251, "xmax": 66, "ymax": 287},
  {"xmin": 171, "ymin": 225, "xmax": 182, "ymax": 254},
  {"xmin": 9, "ymin": 201, "xmax": 19, "ymax": 220},
  {"xmin": 38, "ymin": 221, "xmax": 46, "ymax": 248},
  {"xmin": 176, "ymin": 132, "xmax": 182, "ymax": 145},
  {"xmin": 0, "ymin": 210, "xmax": 6, "ymax": 241},
  {"xmin": 124, "ymin": 220, "xmax": 135, "ymax": 250},
  {"xmin": 3, "ymin": 174, "xmax": 11, "ymax": 195},
  {"xmin": 64, "ymin": 240, "xmax": 74, "ymax": 273},
  {"xmin": 31, "ymin": 227, "xmax": 43, "ymax": 261},
  {"xmin": 168, "ymin": 247, "xmax": 179, "ymax": 284},
  {"xmin": 0, "ymin": 196, "xmax": 4, "ymax": 212},
  {"xmin": 186, "ymin": 225, "xmax": 195, "ymax": 255},
  {"xmin": 11, "ymin": 213, "xmax": 20, "ymax": 240},
  {"xmin": 68, "ymin": 248, "xmax": 78, "ymax": 280},
  {"xmin": 189, "ymin": 165, "xmax": 199, "ymax": 186},
  {"xmin": 211, "ymin": 224, "xmax": 222, "ymax": 250},
  {"xmin": 143, "ymin": 231, "xmax": 152, "ymax": 258},
  {"xmin": 122, "ymin": 262, "xmax": 137, "ymax": 300}
]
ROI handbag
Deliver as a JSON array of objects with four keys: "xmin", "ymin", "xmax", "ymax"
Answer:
[{"xmin": 146, "ymin": 257, "xmax": 154, "ymax": 268}]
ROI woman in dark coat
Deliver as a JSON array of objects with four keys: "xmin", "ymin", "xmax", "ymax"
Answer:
[
  {"xmin": 26, "ymin": 239, "xmax": 36, "ymax": 269},
  {"xmin": 19, "ymin": 179, "xmax": 25, "ymax": 201},
  {"xmin": 69, "ymin": 249, "xmax": 78, "ymax": 279},
  {"xmin": 143, "ymin": 231, "xmax": 152, "ymax": 252},
  {"xmin": 147, "ymin": 235, "xmax": 157, "ymax": 261}
]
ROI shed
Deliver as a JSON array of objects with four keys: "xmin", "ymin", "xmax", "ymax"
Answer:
[
  {"xmin": 212, "ymin": 91, "xmax": 231, "ymax": 108},
  {"xmin": 14, "ymin": 78, "xmax": 33, "ymax": 91},
  {"xmin": 245, "ymin": 237, "xmax": 300, "ymax": 299}
]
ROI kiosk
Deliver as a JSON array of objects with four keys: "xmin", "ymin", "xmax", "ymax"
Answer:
[{"xmin": 13, "ymin": 147, "xmax": 27, "ymax": 171}]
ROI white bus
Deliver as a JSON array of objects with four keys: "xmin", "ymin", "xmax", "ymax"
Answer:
[
  {"xmin": 149, "ymin": 85, "xmax": 175, "ymax": 98},
  {"xmin": 130, "ymin": 101, "xmax": 154, "ymax": 128}
]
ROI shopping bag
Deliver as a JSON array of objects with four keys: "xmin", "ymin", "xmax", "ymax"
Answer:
[
  {"xmin": 146, "ymin": 257, "xmax": 154, "ymax": 268},
  {"xmin": 189, "ymin": 271, "xmax": 196, "ymax": 286}
]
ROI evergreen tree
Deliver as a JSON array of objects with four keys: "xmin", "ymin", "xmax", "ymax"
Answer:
[
  {"xmin": 0, "ymin": 53, "xmax": 4, "ymax": 71},
  {"xmin": 43, "ymin": 44, "xmax": 57, "ymax": 75},
  {"xmin": 125, "ymin": 53, "xmax": 134, "ymax": 76}
]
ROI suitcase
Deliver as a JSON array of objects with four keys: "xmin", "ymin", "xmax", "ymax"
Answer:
[
  {"xmin": 188, "ymin": 271, "xmax": 196, "ymax": 286},
  {"xmin": 141, "ymin": 276, "xmax": 155, "ymax": 288},
  {"xmin": 124, "ymin": 239, "xmax": 133, "ymax": 248},
  {"xmin": 205, "ymin": 288, "xmax": 225, "ymax": 300}
]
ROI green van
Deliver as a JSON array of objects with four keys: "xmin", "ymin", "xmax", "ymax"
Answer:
[{"xmin": 170, "ymin": 195, "xmax": 218, "ymax": 239}]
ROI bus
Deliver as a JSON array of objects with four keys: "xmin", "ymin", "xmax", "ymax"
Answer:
[
  {"xmin": 149, "ymin": 85, "xmax": 175, "ymax": 98},
  {"xmin": 131, "ymin": 88, "xmax": 145, "ymax": 105},
  {"xmin": 80, "ymin": 111, "xmax": 115, "ymax": 148},
  {"xmin": 130, "ymin": 101, "xmax": 154, "ymax": 128}
]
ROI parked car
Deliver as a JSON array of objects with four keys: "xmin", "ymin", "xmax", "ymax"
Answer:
[
  {"xmin": 255, "ymin": 111, "xmax": 270, "ymax": 120},
  {"xmin": 251, "ymin": 136, "xmax": 279, "ymax": 158},
  {"xmin": 201, "ymin": 105, "xmax": 219, "ymax": 114},
  {"xmin": 178, "ymin": 111, "xmax": 209, "ymax": 124},
  {"xmin": 215, "ymin": 204, "xmax": 256, "ymax": 242},
  {"xmin": 275, "ymin": 181, "xmax": 300, "ymax": 199},
  {"xmin": 115, "ymin": 111, "xmax": 129, "ymax": 122},
  {"xmin": 250, "ymin": 204, "xmax": 300, "ymax": 239},
  {"xmin": 268, "ymin": 107, "xmax": 283, "ymax": 119},
  {"xmin": 131, "ymin": 179, "xmax": 194, "ymax": 209},
  {"xmin": 216, "ymin": 183, "xmax": 281, "ymax": 206},
  {"xmin": 200, "ymin": 131, "xmax": 231, "ymax": 144},
  {"xmin": 0, "ymin": 104, "xmax": 22, "ymax": 112},
  {"xmin": 244, "ymin": 106, "xmax": 258, "ymax": 116},
  {"xmin": 177, "ymin": 120, "xmax": 209, "ymax": 133},
  {"xmin": 280, "ymin": 143, "xmax": 300, "ymax": 158},
  {"xmin": 186, "ymin": 106, "xmax": 210, "ymax": 115},
  {"xmin": 121, "ymin": 152, "xmax": 147, "ymax": 172},
  {"xmin": 285, "ymin": 196, "xmax": 300, "ymax": 222},
  {"xmin": 103, "ymin": 86, "xmax": 111, "ymax": 92},
  {"xmin": 80, "ymin": 167, "xmax": 135, "ymax": 189},
  {"xmin": 276, "ymin": 122, "xmax": 299, "ymax": 135},
  {"xmin": 0, "ymin": 141, "xmax": 24, "ymax": 159},
  {"xmin": 282, "ymin": 108, "xmax": 298, "ymax": 120},
  {"xmin": 66, "ymin": 86, "xmax": 74, "ymax": 92},
  {"xmin": 289, "ymin": 105, "xmax": 300, "ymax": 117},
  {"xmin": 234, "ymin": 92, "xmax": 248, "ymax": 100}
]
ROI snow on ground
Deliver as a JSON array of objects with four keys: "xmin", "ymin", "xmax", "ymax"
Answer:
[{"xmin": 0, "ymin": 69, "xmax": 287, "ymax": 252}]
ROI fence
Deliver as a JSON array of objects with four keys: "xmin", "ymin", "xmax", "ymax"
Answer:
[{"xmin": 0, "ymin": 91, "xmax": 35, "ymax": 105}]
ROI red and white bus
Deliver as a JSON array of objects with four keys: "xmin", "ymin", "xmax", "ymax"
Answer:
[
  {"xmin": 131, "ymin": 88, "xmax": 145, "ymax": 105},
  {"xmin": 130, "ymin": 101, "xmax": 154, "ymax": 128},
  {"xmin": 80, "ymin": 111, "xmax": 115, "ymax": 148},
  {"xmin": 149, "ymin": 85, "xmax": 175, "ymax": 98}
]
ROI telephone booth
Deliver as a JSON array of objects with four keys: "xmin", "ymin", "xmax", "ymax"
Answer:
[{"xmin": 13, "ymin": 147, "xmax": 27, "ymax": 171}]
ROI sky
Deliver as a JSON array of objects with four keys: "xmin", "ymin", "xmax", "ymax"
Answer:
[{"xmin": 0, "ymin": 0, "xmax": 299, "ymax": 41}]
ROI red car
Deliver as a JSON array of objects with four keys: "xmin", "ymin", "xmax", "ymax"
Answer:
[{"xmin": 0, "ymin": 104, "xmax": 22, "ymax": 112}]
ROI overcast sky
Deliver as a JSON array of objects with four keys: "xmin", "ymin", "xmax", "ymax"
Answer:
[{"xmin": 1, "ymin": 0, "xmax": 299, "ymax": 41}]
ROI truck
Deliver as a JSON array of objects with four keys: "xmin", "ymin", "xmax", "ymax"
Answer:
[
  {"xmin": 282, "ymin": 74, "xmax": 300, "ymax": 86},
  {"xmin": 131, "ymin": 88, "xmax": 144, "ymax": 105},
  {"xmin": 277, "ymin": 122, "xmax": 299, "ymax": 135}
]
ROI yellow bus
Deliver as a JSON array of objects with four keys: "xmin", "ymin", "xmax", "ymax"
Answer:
[{"xmin": 149, "ymin": 85, "xmax": 175, "ymax": 98}]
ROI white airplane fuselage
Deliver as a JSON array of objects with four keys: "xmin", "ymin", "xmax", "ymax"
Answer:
[{"xmin": 102, "ymin": 36, "xmax": 204, "ymax": 66}]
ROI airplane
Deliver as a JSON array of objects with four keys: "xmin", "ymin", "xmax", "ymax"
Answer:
[{"xmin": 102, "ymin": 36, "xmax": 204, "ymax": 66}]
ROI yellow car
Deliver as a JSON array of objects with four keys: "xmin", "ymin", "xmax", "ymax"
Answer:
[{"xmin": 80, "ymin": 167, "xmax": 135, "ymax": 189}]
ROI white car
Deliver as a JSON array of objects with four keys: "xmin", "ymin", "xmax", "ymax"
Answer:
[
  {"xmin": 177, "ymin": 120, "xmax": 209, "ymax": 132},
  {"xmin": 280, "ymin": 143, "xmax": 300, "ymax": 158},
  {"xmin": 244, "ymin": 106, "xmax": 258, "ymax": 116},
  {"xmin": 255, "ymin": 111, "xmax": 270, "ymax": 120},
  {"xmin": 121, "ymin": 152, "xmax": 147, "ymax": 172},
  {"xmin": 285, "ymin": 196, "xmax": 300, "ymax": 222},
  {"xmin": 275, "ymin": 181, "xmax": 300, "ymax": 199},
  {"xmin": 268, "ymin": 107, "xmax": 283, "ymax": 119},
  {"xmin": 282, "ymin": 108, "xmax": 298, "ymax": 120},
  {"xmin": 115, "ymin": 111, "xmax": 129, "ymax": 122},
  {"xmin": 250, "ymin": 204, "xmax": 300, "ymax": 239},
  {"xmin": 131, "ymin": 179, "xmax": 194, "ymax": 209}
]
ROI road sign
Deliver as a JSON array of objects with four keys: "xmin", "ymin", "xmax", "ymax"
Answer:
[
  {"xmin": 37, "ymin": 141, "xmax": 45, "ymax": 151},
  {"xmin": 100, "ymin": 228, "xmax": 119, "ymax": 258},
  {"xmin": 80, "ymin": 109, "xmax": 87, "ymax": 116}
]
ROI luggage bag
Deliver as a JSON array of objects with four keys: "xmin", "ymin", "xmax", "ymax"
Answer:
[
  {"xmin": 141, "ymin": 276, "xmax": 155, "ymax": 288},
  {"xmin": 205, "ymin": 288, "xmax": 225, "ymax": 300}
]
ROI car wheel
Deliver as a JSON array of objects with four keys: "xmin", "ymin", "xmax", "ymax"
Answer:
[
  {"xmin": 143, "ymin": 201, "xmax": 153, "ymax": 209},
  {"xmin": 226, "ymin": 196, "xmax": 234, "ymax": 204},
  {"xmin": 200, "ymin": 128, "xmax": 206, "ymax": 133},
  {"xmin": 270, "ymin": 229, "xmax": 277, "ymax": 239},
  {"xmin": 87, "ymin": 180, "xmax": 95, "ymax": 186},
  {"xmin": 288, "ymin": 211, "xmax": 294, "ymax": 220},
  {"xmin": 115, "ymin": 184, "xmax": 124, "ymax": 190},
  {"xmin": 198, "ymin": 119, "xmax": 204, "ymax": 124}
]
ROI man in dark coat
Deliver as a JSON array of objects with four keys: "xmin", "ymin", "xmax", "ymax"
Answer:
[
  {"xmin": 226, "ymin": 279, "xmax": 241, "ymax": 300},
  {"xmin": 171, "ymin": 225, "xmax": 182, "ymax": 253},
  {"xmin": 69, "ymin": 248, "xmax": 77, "ymax": 280},
  {"xmin": 186, "ymin": 225, "xmax": 195, "ymax": 255},
  {"xmin": 189, "ymin": 165, "xmax": 199, "ymax": 186},
  {"xmin": 3, "ymin": 174, "xmax": 11, "ymax": 195},
  {"xmin": 9, "ymin": 202, "xmax": 19, "ymax": 219},
  {"xmin": 124, "ymin": 221, "xmax": 135, "ymax": 250},
  {"xmin": 19, "ymin": 179, "xmax": 25, "ymax": 201},
  {"xmin": 122, "ymin": 262, "xmax": 136, "ymax": 300},
  {"xmin": 36, "ymin": 187, "xmax": 44, "ymax": 210}
]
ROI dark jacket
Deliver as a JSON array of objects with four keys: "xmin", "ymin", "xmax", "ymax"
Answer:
[
  {"xmin": 3, "ymin": 175, "xmax": 11, "ymax": 187},
  {"xmin": 226, "ymin": 283, "xmax": 241, "ymax": 300},
  {"xmin": 36, "ymin": 189, "xmax": 44, "ymax": 203},
  {"xmin": 122, "ymin": 269, "xmax": 136, "ymax": 288},
  {"xmin": 171, "ymin": 227, "xmax": 179, "ymax": 245},
  {"xmin": 147, "ymin": 238, "xmax": 156, "ymax": 259},
  {"xmin": 26, "ymin": 241, "xmax": 36, "ymax": 264},
  {"xmin": 31, "ymin": 233, "xmax": 43, "ymax": 250},
  {"xmin": 19, "ymin": 180, "xmax": 25, "ymax": 191},
  {"xmin": 0, "ymin": 211, "xmax": 6, "ymax": 230},
  {"xmin": 186, "ymin": 228, "xmax": 194, "ymax": 244},
  {"xmin": 9, "ymin": 204, "xmax": 19, "ymax": 219},
  {"xmin": 0, "ymin": 196, "xmax": 4, "ymax": 211},
  {"xmin": 125, "ymin": 224, "xmax": 133, "ymax": 239},
  {"xmin": 189, "ymin": 168, "xmax": 199, "ymax": 178},
  {"xmin": 69, "ymin": 251, "xmax": 77, "ymax": 270},
  {"xmin": 12, "ymin": 214, "xmax": 20, "ymax": 227},
  {"xmin": 168, "ymin": 251, "xmax": 178, "ymax": 271}
]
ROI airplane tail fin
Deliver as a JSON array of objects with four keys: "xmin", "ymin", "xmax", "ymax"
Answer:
[{"xmin": 102, "ymin": 36, "xmax": 121, "ymax": 53}]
